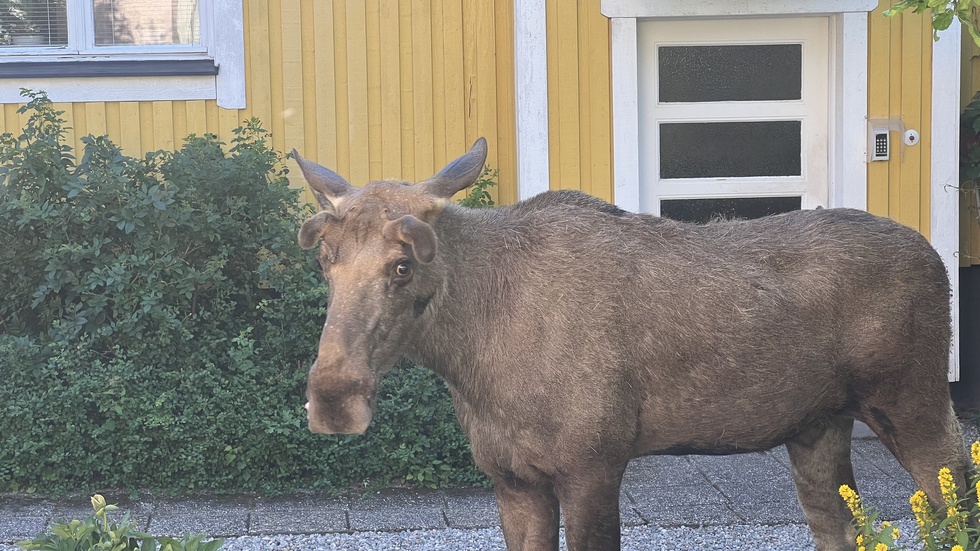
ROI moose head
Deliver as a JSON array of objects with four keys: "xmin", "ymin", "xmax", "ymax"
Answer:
[{"xmin": 295, "ymin": 138, "xmax": 488, "ymax": 434}]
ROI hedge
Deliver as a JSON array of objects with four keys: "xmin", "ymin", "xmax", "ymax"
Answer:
[{"xmin": 0, "ymin": 90, "xmax": 487, "ymax": 495}]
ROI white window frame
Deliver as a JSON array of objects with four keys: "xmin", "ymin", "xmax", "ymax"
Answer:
[{"xmin": 0, "ymin": 0, "xmax": 244, "ymax": 108}]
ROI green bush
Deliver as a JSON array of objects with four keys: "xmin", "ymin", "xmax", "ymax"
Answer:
[{"xmin": 0, "ymin": 90, "xmax": 486, "ymax": 495}]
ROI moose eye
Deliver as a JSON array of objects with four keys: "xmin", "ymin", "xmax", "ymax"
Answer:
[{"xmin": 394, "ymin": 260, "xmax": 413, "ymax": 279}]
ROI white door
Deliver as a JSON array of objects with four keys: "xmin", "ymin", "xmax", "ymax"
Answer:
[{"xmin": 637, "ymin": 17, "xmax": 829, "ymax": 222}]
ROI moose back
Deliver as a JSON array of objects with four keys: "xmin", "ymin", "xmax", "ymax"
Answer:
[{"xmin": 294, "ymin": 138, "xmax": 967, "ymax": 551}]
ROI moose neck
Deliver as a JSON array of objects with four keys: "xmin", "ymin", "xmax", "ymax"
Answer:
[{"xmin": 405, "ymin": 204, "xmax": 521, "ymax": 399}]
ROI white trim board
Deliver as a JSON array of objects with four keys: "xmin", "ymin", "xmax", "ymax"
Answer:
[
  {"xmin": 932, "ymin": 23, "xmax": 962, "ymax": 380},
  {"xmin": 513, "ymin": 0, "xmax": 550, "ymax": 200}
]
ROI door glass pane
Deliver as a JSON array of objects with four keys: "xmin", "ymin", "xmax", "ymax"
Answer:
[
  {"xmin": 660, "ymin": 121, "xmax": 801, "ymax": 179},
  {"xmin": 660, "ymin": 196, "xmax": 801, "ymax": 224},
  {"xmin": 0, "ymin": 0, "xmax": 67, "ymax": 46},
  {"xmin": 94, "ymin": 0, "xmax": 200, "ymax": 46},
  {"xmin": 659, "ymin": 44, "xmax": 802, "ymax": 103}
]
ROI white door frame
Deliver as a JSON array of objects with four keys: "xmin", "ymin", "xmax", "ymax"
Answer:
[
  {"xmin": 598, "ymin": 0, "xmax": 960, "ymax": 379},
  {"xmin": 601, "ymin": 0, "xmax": 877, "ymax": 213}
]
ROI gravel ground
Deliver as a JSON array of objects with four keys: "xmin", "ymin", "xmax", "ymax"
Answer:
[
  {"xmin": 0, "ymin": 520, "xmax": 925, "ymax": 550},
  {"xmin": 209, "ymin": 521, "xmax": 918, "ymax": 551}
]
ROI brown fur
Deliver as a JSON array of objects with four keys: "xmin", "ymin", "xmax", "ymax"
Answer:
[{"xmin": 294, "ymin": 139, "xmax": 967, "ymax": 551}]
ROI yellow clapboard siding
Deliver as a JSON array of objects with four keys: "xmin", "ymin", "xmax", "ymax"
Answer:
[
  {"xmin": 247, "ymin": 0, "xmax": 274, "ymax": 129},
  {"xmin": 313, "ymin": 0, "xmax": 338, "ymax": 169},
  {"xmin": 866, "ymin": 6, "xmax": 932, "ymax": 241},
  {"xmin": 441, "ymin": 0, "xmax": 466, "ymax": 166},
  {"xmin": 542, "ymin": 0, "xmax": 613, "ymax": 201}
]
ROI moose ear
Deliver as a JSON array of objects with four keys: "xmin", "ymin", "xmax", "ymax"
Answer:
[
  {"xmin": 298, "ymin": 211, "xmax": 336, "ymax": 249},
  {"xmin": 419, "ymin": 137, "xmax": 488, "ymax": 198},
  {"xmin": 293, "ymin": 149, "xmax": 355, "ymax": 211},
  {"xmin": 382, "ymin": 215, "xmax": 437, "ymax": 264}
]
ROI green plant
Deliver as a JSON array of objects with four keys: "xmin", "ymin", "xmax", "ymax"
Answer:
[
  {"xmin": 457, "ymin": 165, "xmax": 498, "ymax": 208},
  {"xmin": 840, "ymin": 442, "xmax": 980, "ymax": 551},
  {"xmin": 886, "ymin": 0, "xmax": 980, "ymax": 46},
  {"xmin": 0, "ymin": 89, "xmax": 486, "ymax": 496},
  {"xmin": 17, "ymin": 494, "xmax": 222, "ymax": 551}
]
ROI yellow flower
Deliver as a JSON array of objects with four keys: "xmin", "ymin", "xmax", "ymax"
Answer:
[
  {"xmin": 939, "ymin": 467, "xmax": 958, "ymax": 501},
  {"xmin": 910, "ymin": 490, "xmax": 932, "ymax": 532},
  {"xmin": 952, "ymin": 546, "xmax": 964, "ymax": 551},
  {"xmin": 972, "ymin": 441, "xmax": 980, "ymax": 468},
  {"xmin": 856, "ymin": 534, "xmax": 865, "ymax": 545},
  {"xmin": 875, "ymin": 544, "xmax": 888, "ymax": 551},
  {"xmin": 891, "ymin": 527, "xmax": 900, "ymax": 540},
  {"xmin": 839, "ymin": 484, "xmax": 866, "ymax": 523}
]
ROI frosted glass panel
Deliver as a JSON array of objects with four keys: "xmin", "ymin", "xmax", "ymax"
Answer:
[
  {"xmin": 661, "ymin": 197, "xmax": 801, "ymax": 224},
  {"xmin": 659, "ymin": 44, "xmax": 802, "ymax": 103},
  {"xmin": 660, "ymin": 121, "xmax": 801, "ymax": 179}
]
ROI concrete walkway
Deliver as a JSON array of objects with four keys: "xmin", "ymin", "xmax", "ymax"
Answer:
[{"xmin": 0, "ymin": 433, "xmax": 942, "ymax": 546}]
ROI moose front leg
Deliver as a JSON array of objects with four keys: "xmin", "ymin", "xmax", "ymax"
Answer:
[
  {"xmin": 493, "ymin": 475, "xmax": 560, "ymax": 551},
  {"xmin": 556, "ymin": 470, "xmax": 624, "ymax": 551}
]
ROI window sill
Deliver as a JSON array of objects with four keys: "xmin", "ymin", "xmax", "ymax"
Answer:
[{"xmin": 0, "ymin": 59, "xmax": 218, "ymax": 78}]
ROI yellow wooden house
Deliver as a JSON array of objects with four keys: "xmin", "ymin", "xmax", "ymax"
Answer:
[{"xmin": 1, "ymin": 1, "xmax": 977, "ymax": 387}]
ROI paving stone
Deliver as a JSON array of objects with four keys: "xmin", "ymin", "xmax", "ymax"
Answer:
[
  {"xmin": 149, "ymin": 497, "xmax": 253, "ymax": 538},
  {"xmin": 690, "ymin": 452, "xmax": 799, "ymax": 507},
  {"xmin": 624, "ymin": 455, "xmax": 703, "ymax": 488},
  {"xmin": 444, "ymin": 489, "xmax": 499, "ymax": 529},
  {"xmin": 349, "ymin": 489, "xmax": 447, "ymax": 531},
  {"xmin": 250, "ymin": 495, "xmax": 349, "ymax": 535}
]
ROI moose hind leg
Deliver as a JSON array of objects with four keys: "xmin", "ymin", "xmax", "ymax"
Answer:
[
  {"xmin": 785, "ymin": 416, "xmax": 858, "ymax": 551},
  {"xmin": 862, "ymin": 397, "xmax": 968, "ymax": 512},
  {"xmin": 493, "ymin": 475, "xmax": 560, "ymax": 551}
]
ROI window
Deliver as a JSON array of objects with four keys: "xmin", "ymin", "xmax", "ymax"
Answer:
[{"xmin": 0, "ymin": 0, "xmax": 244, "ymax": 108}]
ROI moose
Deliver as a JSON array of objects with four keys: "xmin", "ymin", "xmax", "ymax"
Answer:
[{"xmin": 294, "ymin": 138, "xmax": 968, "ymax": 551}]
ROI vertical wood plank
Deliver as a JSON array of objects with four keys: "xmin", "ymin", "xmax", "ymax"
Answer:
[
  {"xmin": 152, "ymin": 102, "xmax": 175, "ymax": 151},
  {"xmin": 587, "ymin": 1, "xmax": 612, "ymax": 203},
  {"xmin": 919, "ymin": 13, "xmax": 932, "ymax": 239},
  {"xmin": 475, "ymin": 0, "xmax": 497, "ymax": 177},
  {"xmin": 380, "ymin": 0, "xmax": 402, "ymax": 179},
  {"xmin": 366, "ymin": 0, "xmax": 382, "ymax": 180},
  {"xmin": 171, "ymin": 101, "xmax": 187, "ymax": 145},
  {"xmin": 867, "ymin": 3, "xmax": 891, "ymax": 218},
  {"xmin": 280, "ymin": 0, "xmax": 305, "ymax": 155},
  {"xmin": 899, "ymin": 12, "xmax": 923, "ymax": 232},
  {"xmin": 545, "ymin": 0, "xmax": 559, "ymax": 189},
  {"xmin": 247, "ymin": 0, "xmax": 274, "ymax": 129},
  {"xmin": 462, "ymin": 0, "xmax": 478, "ymax": 145},
  {"xmin": 313, "ymin": 0, "xmax": 338, "ymax": 168},
  {"xmin": 184, "ymin": 101, "xmax": 208, "ymax": 138},
  {"xmin": 493, "ymin": 0, "xmax": 517, "ymax": 205},
  {"xmin": 399, "ymin": 0, "xmax": 416, "ymax": 180},
  {"xmin": 333, "ymin": 1, "xmax": 352, "ymax": 179},
  {"xmin": 300, "ymin": 0, "xmax": 318, "ymax": 162},
  {"xmin": 268, "ymin": 0, "xmax": 287, "ymax": 154},
  {"xmin": 412, "ymin": 0, "xmax": 434, "ymax": 179},
  {"xmin": 430, "ymin": 0, "xmax": 447, "ymax": 170},
  {"xmin": 347, "ymin": 0, "xmax": 370, "ymax": 184},
  {"xmin": 442, "ymin": 0, "xmax": 465, "ymax": 160},
  {"xmin": 118, "ymin": 103, "xmax": 141, "ymax": 154}
]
